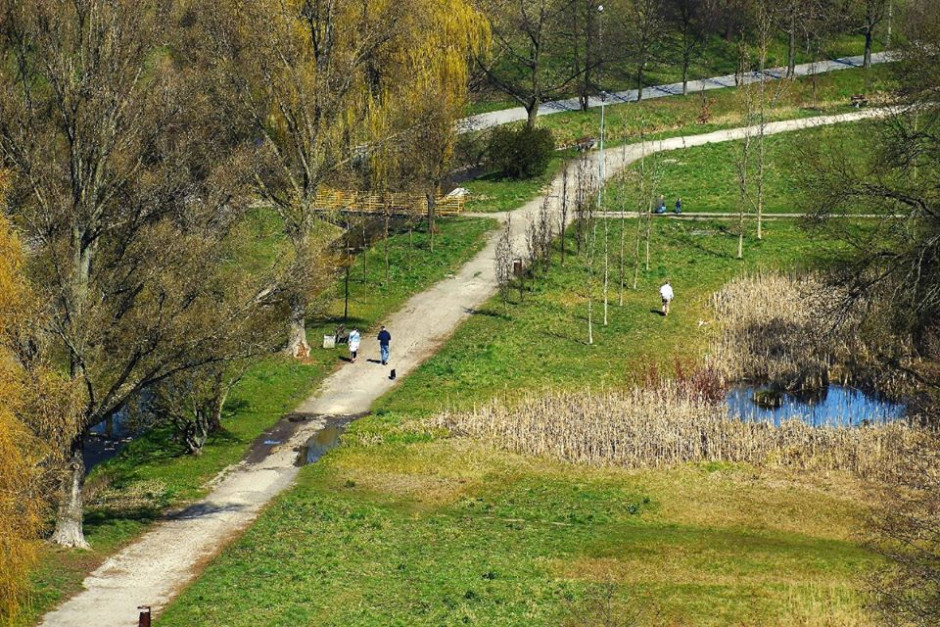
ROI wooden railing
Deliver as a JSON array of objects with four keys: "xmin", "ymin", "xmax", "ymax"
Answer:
[{"xmin": 313, "ymin": 189, "xmax": 465, "ymax": 216}]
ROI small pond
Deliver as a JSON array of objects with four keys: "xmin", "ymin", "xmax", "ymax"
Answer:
[{"xmin": 726, "ymin": 384, "xmax": 906, "ymax": 427}]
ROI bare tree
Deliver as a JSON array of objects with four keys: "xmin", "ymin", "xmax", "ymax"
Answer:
[
  {"xmin": 560, "ymin": 167, "xmax": 571, "ymax": 265},
  {"xmin": 495, "ymin": 217, "xmax": 515, "ymax": 302},
  {"xmin": 623, "ymin": 0, "xmax": 668, "ymax": 101},
  {"xmin": 665, "ymin": 0, "xmax": 715, "ymax": 94},
  {"xmin": 856, "ymin": 0, "xmax": 891, "ymax": 68},
  {"xmin": 479, "ymin": 0, "xmax": 581, "ymax": 127}
]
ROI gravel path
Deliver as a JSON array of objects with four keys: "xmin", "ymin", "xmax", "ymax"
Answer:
[
  {"xmin": 459, "ymin": 52, "xmax": 891, "ymax": 132},
  {"xmin": 39, "ymin": 107, "xmax": 890, "ymax": 627}
]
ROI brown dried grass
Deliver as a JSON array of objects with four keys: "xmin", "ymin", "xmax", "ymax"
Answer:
[
  {"xmin": 434, "ymin": 383, "xmax": 927, "ymax": 480},
  {"xmin": 709, "ymin": 272, "xmax": 846, "ymax": 388}
]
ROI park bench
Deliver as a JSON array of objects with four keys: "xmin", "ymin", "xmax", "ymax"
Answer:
[
  {"xmin": 575, "ymin": 136, "xmax": 597, "ymax": 151},
  {"xmin": 850, "ymin": 94, "xmax": 868, "ymax": 108}
]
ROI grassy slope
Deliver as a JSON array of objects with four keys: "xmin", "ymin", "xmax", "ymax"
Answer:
[
  {"xmin": 467, "ymin": 29, "xmax": 879, "ymax": 114},
  {"xmin": 17, "ymin": 216, "xmax": 496, "ymax": 626},
  {"xmin": 463, "ymin": 65, "xmax": 896, "ymax": 215},
  {"xmin": 622, "ymin": 122, "xmax": 873, "ymax": 215},
  {"xmin": 159, "ymin": 220, "xmax": 881, "ymax": 626}
]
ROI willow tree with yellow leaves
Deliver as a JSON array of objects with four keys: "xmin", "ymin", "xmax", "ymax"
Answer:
[
  {"xmin": 203, "ymin": 0, "xmax": 489, "ymax": 356},
  {"xmin": 0, "ymin": 196, "xmax": 79, "ymax": 621},
  {"xmin": 0, "ymin": 188, "xmax": 39, "ymax": 623}
]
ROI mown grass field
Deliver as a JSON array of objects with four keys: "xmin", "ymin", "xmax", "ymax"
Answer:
[
  {"xmin": 467, "ymin": 30, "xmax": 880, "ymax": 115},
  {"xmin": 461, "ymin": 64, "xmax": 895, "ymax": 215},
  {"xmin": 615, "ymin": 121, "xmax": 874, "ymax": 215},
  {"xmin": 16, "ymin": 216, "xmax": 496, "ymax": 626},
  {"xmin": 158, "ymin": 218, "xmax": 883, "ymax": 626}
]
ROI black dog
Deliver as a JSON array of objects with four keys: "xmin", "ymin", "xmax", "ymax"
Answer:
[{"xmin": 389, "ymin": 369, "xmax": 396, "ymax": 380}]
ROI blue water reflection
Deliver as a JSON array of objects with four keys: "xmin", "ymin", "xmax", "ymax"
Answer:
[{"xmin": 726, "ymin": 384, "xmax": 906, "ymax": 427}]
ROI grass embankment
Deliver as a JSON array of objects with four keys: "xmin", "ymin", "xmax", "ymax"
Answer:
[
  {"xmin": 159, "ymin": 220, "xmax": 883, "ymax": 626},
  {"xmin": 462, "ymin": 64, "xmax": 895, "ymax": 215},
  {"xmin": 619, "ymin": 121, "xmax": 874, "ymax": 215},
  {"xmin": 17, "ymin": 216, "xmax": 495, "ymax": 626},
  {"xmin": 467, "ymin": 31, "xmax": 878, "ymax": 115},
  {"xmin": 539, "ymin": 63, "xmax": 896, "ymax": 148}
]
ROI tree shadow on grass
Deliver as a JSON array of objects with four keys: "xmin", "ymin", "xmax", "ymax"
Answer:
[{"xmin": 466, "ymin": 306, "xmax": 513, "ymax": 321}]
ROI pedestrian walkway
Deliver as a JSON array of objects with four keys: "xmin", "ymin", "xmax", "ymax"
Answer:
[
  {"xmin": 39, "ymin": 107, "xmax": 892, "ymax": 627},
  {"xmin": 459, "ymin": 52, "xmax": 892, "ymax": 132}
]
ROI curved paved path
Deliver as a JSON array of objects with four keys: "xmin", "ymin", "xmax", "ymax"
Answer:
[
  {"xmin": 459, "ymin": 52, "xmax": 891, "ymax": 132},
  {"xmin": 40, "ymin": 107, "xmax": 892, "ymax": 627}
]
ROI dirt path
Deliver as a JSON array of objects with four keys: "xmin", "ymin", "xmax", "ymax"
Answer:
[
  {"xmin": 39, "ymin": 108, "xmax": 890, "ymax": 627},
  {"xmin": 459, "ymin": 52, "xmax": 891, "ymax": 132}
]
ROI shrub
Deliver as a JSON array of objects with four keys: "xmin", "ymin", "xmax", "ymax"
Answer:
[{"xmin": 487, "ymin": 125, "xmax": 555, "ymax": 179}]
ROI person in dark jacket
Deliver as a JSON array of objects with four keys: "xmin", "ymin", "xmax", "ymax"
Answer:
[{"xmin": 378, "ymin": 325, "xmax": 392, "ymax": 365}]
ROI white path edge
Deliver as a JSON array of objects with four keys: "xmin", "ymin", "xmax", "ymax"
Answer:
[
  {"xmin": 459, "ymin": 52, "xmax": 892, "ymax": 132},
  {"xmin": 40, "ymin": 107, "xmax": 893, "ymax": 627}
]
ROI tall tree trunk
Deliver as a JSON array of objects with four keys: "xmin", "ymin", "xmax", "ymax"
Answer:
[
  {"xmin": 384, "ymin": 205, "xmax": 390, "ymax": 285},
  {"xmin": 787, "ymin": 16, "xmax": 797, "ymax": 78},
  {"xmin": 52, "ymin": 229, "xmax": 93, "ymax": 548},
  {"xmin": 207, "ymin": 370, "xmax": 228, "ymax": 434},
  {"xmin": 682, "ymin": 49, "xmax": 690, "ymax": 96},
  {"xmin": 286, "ymin": 291, "xmax": 309, "ymax": 357},
  {"xmin": 864, "ymin": 26, "xmax": 873, "ymax": 68},
  {"xmin": 636, "ymin": 56, "xmax": 645, "ymax": 102},
  {"xmin": 50, "ymin": 437, "xmax": 90, "ymax": 549},
  {"xmin": 526, "ymin": 100, "xmax": 540, "ymax": 128},
  {"xmin": 426, "ymin": 192, "xmax": 436, "ymax": 253}
]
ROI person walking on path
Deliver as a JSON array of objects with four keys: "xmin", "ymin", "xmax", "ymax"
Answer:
[
  {"xmin": 675, "ymin": 197, "xmax": 682, "ymax": 214},
  {"xmin": 656, "ymin": 194, "xmax": 666, "ymax": 214},
  {"xmin": 348, "ymin": 328, "xmax": 361, "ymax": 363},
  {"xmin": 377, "ymin": 325, "xmax": 392, "ymax": 365},
  {"xmin": 660, "ymin": 281, "xmax": 674, "ymax": 316}
]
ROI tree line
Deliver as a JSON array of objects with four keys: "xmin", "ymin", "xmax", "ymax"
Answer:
[{"xmin": 477, "ymin": 0, "xmax": 896, "ymax": 127}]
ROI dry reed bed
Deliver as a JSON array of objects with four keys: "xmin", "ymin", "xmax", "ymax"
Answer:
[
  {"xmin": 709, "ymin": 272, "xmax": 849, "ymax": 387},
  {"xmin": 434, "ymin": 385, "xmax": 925, "ymax": 480}
]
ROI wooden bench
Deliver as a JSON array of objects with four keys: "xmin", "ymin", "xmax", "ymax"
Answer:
[
  {"xmin": 574, "ymin": 136, "xmax": 597, "ymax": 152},
  {"xmin": 850, "ymin": 94, "xmax": 868, "ymax": 108}
]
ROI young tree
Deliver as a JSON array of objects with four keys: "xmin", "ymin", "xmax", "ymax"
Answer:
[
  {"xmin": 856, "ymin": 0, "xmax": 891, "ymax": 68},
  {"xmin": 560, "ymin": 167, "xmax": 571, "ymax": 265},
  {"xmin": 665, "ymin": 0, "xmax": 715, "ymax": 94},
  {"xmin": 478, "ymin": 0, "xmax": 580, "ymax": 127},
  {"xmin": 623, "ymin": 0, "xmax": 668, "ymax": 101}
]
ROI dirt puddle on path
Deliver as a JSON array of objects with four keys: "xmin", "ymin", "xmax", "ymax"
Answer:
[{"xmin": 245, "ymin": 411, "xmax": 361, "ymax": 467}]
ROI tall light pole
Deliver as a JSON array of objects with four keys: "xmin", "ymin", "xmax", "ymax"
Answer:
[{"xmin": 596, "ymin": 4, "xmax": 610, "ymax": 326}]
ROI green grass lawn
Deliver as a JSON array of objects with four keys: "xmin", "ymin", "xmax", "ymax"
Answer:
[
  {"xmin": 461, "ymin": 156, "xmax": 568, "ymax": 215},
  {"xmin": 468, "ymin": 30, "xmax": 881, "ymax": 115},
  {"xmin": 615, "ymin": 121, "xmax": 874, "ymax": 215},
  {"xmin": 461, "ymin": 65, "xmax": 896, "ymax": 217},
  {"xmin": 157, "ymin": 220, "xmax": 882, "ymax": 626},
  {"xmin": 16, "ymin": 216, "xmax": 496, "ymax": 627},
  {"xmin": 537, "ymin": 64, "xmax": 896, "ymax": 148}
]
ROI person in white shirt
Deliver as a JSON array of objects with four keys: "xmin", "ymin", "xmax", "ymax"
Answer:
[
  {"xmin": 348, "ymin": 328, "xmax": 361, "ymax": 362},
  {"xmin": 659, "ymin": 281, "xmax": 674, "ymax": 316}
]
